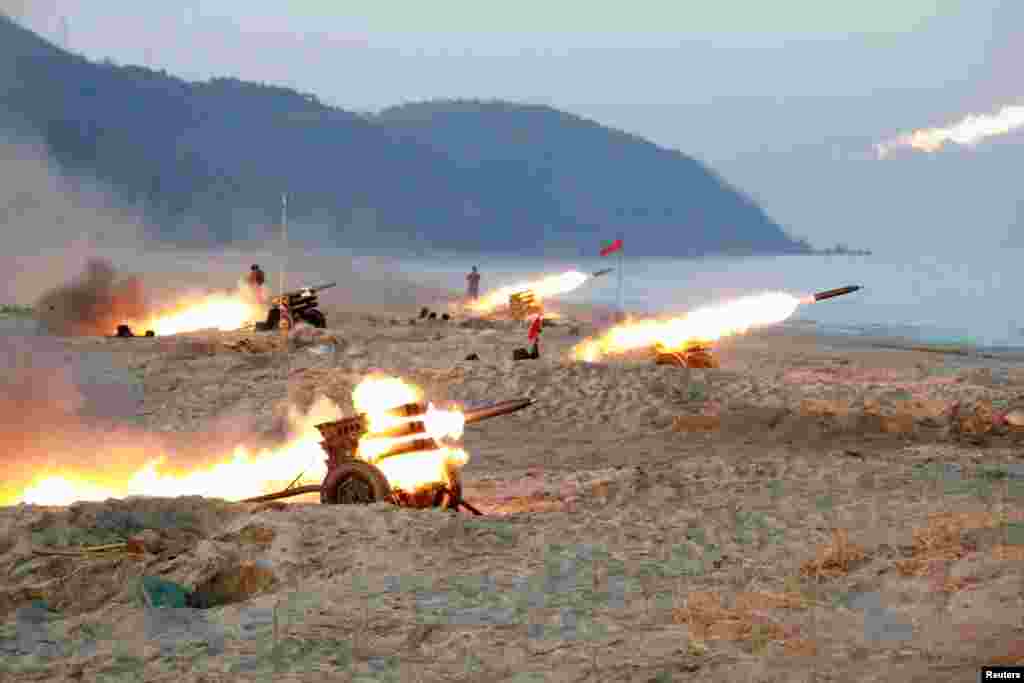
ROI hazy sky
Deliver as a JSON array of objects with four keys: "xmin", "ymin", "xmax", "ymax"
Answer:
[{"xmin": 7, "ymin": 1, "xmax": 1023, "ymax": 253}]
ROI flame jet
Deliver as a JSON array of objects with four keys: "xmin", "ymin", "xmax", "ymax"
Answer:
[
  {"xmin": 876, "ymin": 103, "xmax": 1024, "ymax": 158},
  {"xmin": 572, "ymin": 286, "xmax": 861, "ymax": 363},
  {"xmin": 466, "ymin": 269, "xmax": 606, "ymax": 315}
]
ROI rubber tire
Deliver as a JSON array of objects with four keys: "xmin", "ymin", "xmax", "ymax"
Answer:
[
  {"xmin": 263, "ymin": 307, "xmax": 281, "ymax": 330},
  {"xmin": 320, "ymin": 461, "xmax": 392, "ymax": 505},
  {"xmin": 438, "ymin": 465, "xmax": 463, "ymax": 510},
  {"xmin": 655, "ymin": 352, "xmax": 686, "ymax": 368},
  {"xmin": 301, "ymin": 309, "xmax": 327, "ymax": 329}
]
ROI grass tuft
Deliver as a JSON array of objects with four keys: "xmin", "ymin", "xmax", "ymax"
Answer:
[
  {"xmin": 894, "ymin": 511, "xmax": 1002, "ymax": 576},
  {"xmin": 0, "ymin": 304, "xmax": 34, "ymax": 316},
  {"xmin": 799, "ymin": 529, "xmax": 867, "ymax": 579}
]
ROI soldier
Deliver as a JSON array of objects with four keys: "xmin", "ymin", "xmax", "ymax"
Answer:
[
  {"xmin": 247, "ymin": 264, "xmax": 266, "ymax": 303},
  {"xmin": 527, "ymin": 313, "xmax": 543, "ymax": 359},
  {"xmin": 466, "ymin": 266, "xmax": 481, "ymax": 301}
]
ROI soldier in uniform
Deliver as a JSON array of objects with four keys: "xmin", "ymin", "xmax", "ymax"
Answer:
[
  {"xmin": 247, "ymin": 264, "xmax": 266, "ymax": 303},
  {"xmin": 466, "ymin": 266, "xmax": 481, "ymax": 301}
]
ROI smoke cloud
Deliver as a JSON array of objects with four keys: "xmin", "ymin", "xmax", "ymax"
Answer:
[
  {"xmin": 34, "ymin": 259, "xmax": 147, "ymax": 336},
  {"xmin": 1, "ymin": 130, "xmax": 460, "ymax": 337},
  {"xmin": 0, "ymin": 2, "xmax": 32, "ymax": 20},
  {"xmin": 876, "ymin": 102, "xmax": 1024, "ymax": 158},
  {"xmin": 0, "ymin": 332, "xmax": 286, "ymax": 506},
  {"xmin": 0, "ymin": 131, "xmax": 461, "ymax": 505},
  {"xmin": 0, "ymin": 135, "xmax": 148, "ymax": 307},
  {"xmin": 0, "ymin": 333, "xmax": 148, "ymax": 504}
]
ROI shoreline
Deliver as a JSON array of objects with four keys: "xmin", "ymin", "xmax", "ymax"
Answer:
[{"xmin": 7, "ymin": 304, "xmax": 1024, "ymax": 365}]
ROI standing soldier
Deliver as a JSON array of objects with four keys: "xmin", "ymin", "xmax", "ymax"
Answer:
[
  {"xmin": 247, "ymin": 264, "xmax": 266, "ymax": 304},
  {"xmin": 466, "ymin": 266, "xmax": 481, "ymax": 301},
  {"xmin": 527, "ymin": 313, "xmax": 543, "ymax": 359}
]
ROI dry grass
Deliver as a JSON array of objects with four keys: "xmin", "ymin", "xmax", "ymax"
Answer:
[
  {"xmin": 992, "ymin": 544, "xmax": 1024, "ymax": 561},
  {"xmin": 783, "ymin": 639, "xmax": 819, "ymax": 657},
  {"xmin": 937, "ymin": 575, "xmax": 980, "ymax": 593},
  {"xmin": 895, "ymin": 511, "xmax": 1003, "ymax": 576},
  {"xmin": 989, "ymin": 640, "xmax": 1024, "ymax": 666},
  {"xmin": 799, "ymin": 529, "xmax": 867, "ymax": 579},
  {"xmin": 671, "ymin": 415, "xmax": 722, "ymax": 432},
  {"xmin": 482, "ymin": 497, "xmax": 566, "ymax": 514},
  {"xmin": 733, "ymin": 591, "xmax": 808, "ymax": 611},
  {"xmin": 671, "ymin": 590, "xmax": 806, "ymax": 645}
]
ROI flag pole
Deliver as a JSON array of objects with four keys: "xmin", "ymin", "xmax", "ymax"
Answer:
[
  {"xmin": 280, "ymin": 193, "xmax": 287, "ymax": 295},
  {"xmin": 279, "ymin": 192, "xmax": 289, "ymax": 338},
  {"xmin": 616, "ymin": 232, "xmax": 624, "ymax": 321}
]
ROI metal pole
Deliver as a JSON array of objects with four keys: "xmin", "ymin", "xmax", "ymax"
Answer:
[
  {"xmin": 280, "ymin": 192, "xmax": 289, "ymax": 353},
  {"xmin": 280, "ymin": 193, "xmax": 287, "ymax": 296},
  {"xmin": 616, "ymin": 232, "xmax": 624, "ymax": 320}
]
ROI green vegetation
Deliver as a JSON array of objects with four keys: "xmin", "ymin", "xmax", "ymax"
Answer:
[
  {"xmin": 30, "ymin": 525, "xmax": 126, "ymax": 548},
  {"xmin": 0, "ymin": 304, "xmax": 34, "ymax": 316}
]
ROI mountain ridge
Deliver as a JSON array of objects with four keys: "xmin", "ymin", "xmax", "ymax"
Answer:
[{"xmin": 0, "ymin": 14, "xmax": 811, "ymax": 257}]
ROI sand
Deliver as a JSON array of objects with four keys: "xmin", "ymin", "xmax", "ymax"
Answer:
[{"xmin": 2, "ymin": 303, "xmax": 1023, "ymax": 682}]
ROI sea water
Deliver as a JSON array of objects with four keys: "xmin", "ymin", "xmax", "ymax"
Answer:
[{"xmin": 401, "ymin": 246, "xmax": 1024, "ymax": 353}]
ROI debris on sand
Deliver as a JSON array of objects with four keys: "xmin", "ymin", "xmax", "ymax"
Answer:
[
  {"xmin": 186, "ymin": 558, "xmax": 277, "ymax": 608},
  {"xmin": 799, "ymin": 529, "xmax": 867, "ymax": 579},
  {"xmin": 672, "ymin": 415, "xmax": 721, "ymax": 432},
  {"xmin": 895, "ymin": 511, "xmax": 1004, "ymax": 577},
  {"xmin": 137, "ymin": 576, "xmax": 191, "ymax": 608},
  {"xmin": 671, "ymin": 590, "xmax": 805, "ymax": 643},
  {"xmin": 223, "ymin": 338, "xmax": 280, "ymax": 354}
]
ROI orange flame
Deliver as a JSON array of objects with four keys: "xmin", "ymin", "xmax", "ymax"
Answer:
[
  {"xmin": 10, "ymin": 376, "xmax": 469, "ymax": 507},
  {"xmin": 467, "ymin": 270, "xmax": 589, "ymax": 314},
  {"xmin": 15, "ymin": 397, "xmax": 342, "ymax": 506},
  {"xmin": 876, "ymin": 103, "xmax": 1024, "ymax": 158},
  {"xmin": 572, "ymin": 291, "xmax": 802, "ymax": 363},
  {"xmin": 124, "ymin": 286, "xmax": 265, "ymax": 336},
  {"xmin": 352, "ymin": 375, "xmax": 467, "ymax": 492}
]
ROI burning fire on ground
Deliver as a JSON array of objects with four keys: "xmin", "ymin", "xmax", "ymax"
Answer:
[
  {"xmin": 466, "ymin": 270, "xmax": 589, "ymax": 315},
  {"xmin": 35, "ymin": 259, "xmax": 265, "ymax": 337},
  {"xmin": 572, "ymin": 291, "xmax": 803, "ymax": 363},
  {"xmin": 12, "ymin": 398, "xmax": 341, "ymax": 507},
  {"xmin": 11, "ymin": 375, "xmax": 468, "ymax": 507},
  {"xmin": 123, "ymin": 284, "xmax": 265, "ymax": 336},
  {"xmin": 876, "ymin": 102, "xmax": 1024, "ymax": 158}
]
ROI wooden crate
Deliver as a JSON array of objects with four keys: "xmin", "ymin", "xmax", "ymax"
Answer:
[{"xmin": 509, "ymin": 290, "xmax": 542, "ymax": 320}]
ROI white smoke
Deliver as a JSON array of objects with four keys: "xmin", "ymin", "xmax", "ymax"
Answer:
[{"xmin": 877, "ymin": 102, "xmax": 1024, "ymax": 158}]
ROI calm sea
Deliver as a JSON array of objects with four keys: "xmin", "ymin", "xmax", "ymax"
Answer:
[{"xmin": 397, "ymin": 247, "xmax": 1024, "ymax": 352}]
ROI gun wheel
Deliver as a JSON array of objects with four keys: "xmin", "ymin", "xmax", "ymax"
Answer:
[
  {"xmin": 263, "ymin": 307, "xmax": 281, "ymax": 331},
  {"xmin": 655, "ymin": 351, "xmax": 687, "ymax": 368},
  {"xmin": 320, "ymin": 461, "xmax": 393, "ymax": 505},
  {"xmin": 381, "ymin": 467, "xmax": 464, "ymax": 510},
  {"xmin": 438, "ymin": 466, "xmax": 463, "ymax": 510},
  {"xmin": 301, "ymin": 309, "xmax": 327, "ymax": 329}
]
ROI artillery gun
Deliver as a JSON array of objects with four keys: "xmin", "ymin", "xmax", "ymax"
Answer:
[
  {"xmin": 256, "ymin": 282, "xmax": 335, "ymax": 330},
  {"xmin": 241, "ymin": 398, "xmax": 535, "ymax": 513}
]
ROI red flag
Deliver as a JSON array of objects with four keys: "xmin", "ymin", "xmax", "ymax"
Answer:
[
  {"xmin": 600, "ymin": 238, "xmax": 623, "ymax": 257},
  {"xmin": 527, "ymin": 315, "xmax": 543, "ymax": 342}
]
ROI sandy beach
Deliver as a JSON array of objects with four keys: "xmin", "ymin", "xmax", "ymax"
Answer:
[{"xmin": 2, "ymin": 301, "xmax": 1023, "ymax": 682}]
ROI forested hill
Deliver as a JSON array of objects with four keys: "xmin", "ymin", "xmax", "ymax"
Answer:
[{"xmin": 1, "ymin": 14, "xmax": 809, "ymax": 257}]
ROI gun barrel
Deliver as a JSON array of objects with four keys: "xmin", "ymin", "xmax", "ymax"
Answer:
[
  {"xmin": 592, "ymin": 268, "xmax": 614, "ymax": 278},
  {"xmin": 312, "ymin": 282, "xmax": 337, "ymax": 292},
  {"xmin": 812, "ymin": 285, "xmax": 861, "ymax": 302},
  {"xmin": 464, "ymin": 398, "xmax": 535, "ymax": 425}
]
